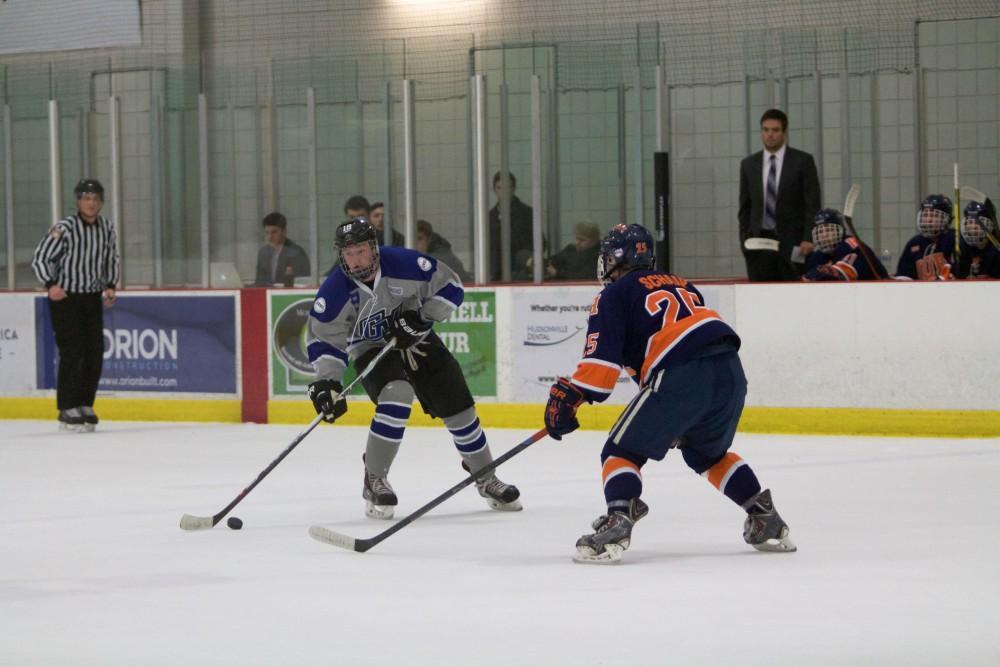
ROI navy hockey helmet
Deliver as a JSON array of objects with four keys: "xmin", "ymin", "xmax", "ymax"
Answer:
[
  {"xmin": 598, "ymin": 223, "xmax": 655, "ymax": 285},
  {"xmin": 961, "ymin": 200, "xmax": 997, "ymax": 249},
  {"xmin": 73, "ymin": 178, "xmax": 105, "ymax": 200},
  {"xmin": 917, "ymin": 194, "xmax": 953, "ymax": 238},
  {"xmin": 335, "ymin": 216, "xmax": 380, "ymax": 281},
  {"xmin": 811, "ymin": 208, "xmax": 845, "ymax": 254}
]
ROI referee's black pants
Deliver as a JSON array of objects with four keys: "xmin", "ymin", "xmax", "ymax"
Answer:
[{"xmin": 49, "ymin": 293, "xmax": 104, "ymax": 410}]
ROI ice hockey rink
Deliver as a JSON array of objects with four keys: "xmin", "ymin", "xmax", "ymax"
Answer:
[{"xmin": 1, "ymin": 419, "xmax": 997, "ymax": 666}]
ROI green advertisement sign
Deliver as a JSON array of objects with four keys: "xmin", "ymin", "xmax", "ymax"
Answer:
[{"xmin": 269, "ymin": 290, "xmax": 496, "ymax": 397}]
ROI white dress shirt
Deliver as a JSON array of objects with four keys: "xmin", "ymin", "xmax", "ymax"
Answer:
[{"xmin": 761, "ymin": 143, "xmax": 787, "ymax": 198}]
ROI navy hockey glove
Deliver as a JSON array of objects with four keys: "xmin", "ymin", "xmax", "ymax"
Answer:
[
  {"xmin": 385, "ymin": 310, "xmax": 433, "ymax": 350},
  {"xmin": 308, "ymin": 379, "xmax": 347, "ymax": 423},
  {"xmin": 545, "ymin": 377, "xmax": 585, "ymax": 441}
]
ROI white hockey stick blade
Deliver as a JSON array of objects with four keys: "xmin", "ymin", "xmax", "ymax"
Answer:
[
  {"xmin": 309, "ymin": 525, "xmax": 357, "ymax": 551},
  {"xmin": 960, "ymin": 185, "xmax": 987, "ymax": 203},
  {"xmin": 843, "ymin": 183, "xmax": 860, "ymax": 219},
  {"xmin": 743, "ymin": 237, "xmax": 780, "ymax": 252},
  {"xmin": 179, "ymin": 514, "xmax": 215, "ymax": 531}
]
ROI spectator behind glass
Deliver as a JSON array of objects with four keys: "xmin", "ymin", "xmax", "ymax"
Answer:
[
  {"xmin": 369, "ymin": 201, "xmax": 405, "ymax": 246},
  {"xmin": 415, "ymin": 219, "xmax": 472, "ymax": 283},
  {"xmin": 254, "ymin": 211, "xmax": 310, "ymax": 286},
  {"xmin": 546, "ymin": 221, "xmax": 602, "ymax": 281},
  {"xmin": 488, "ymin": 171, "xmax": 537, "ymax": 281}
]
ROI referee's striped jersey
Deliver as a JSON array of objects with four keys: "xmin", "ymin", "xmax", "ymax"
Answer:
[{"xmin": 32, "ymin": 214, "xmax": 120, "ymax": 293}]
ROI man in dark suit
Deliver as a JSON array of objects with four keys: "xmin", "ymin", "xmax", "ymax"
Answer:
[{"xmin": 738, "ymin": 109, "xmax": 821, "ymax": 281}]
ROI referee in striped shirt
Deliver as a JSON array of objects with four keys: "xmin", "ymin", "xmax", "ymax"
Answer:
[{"xmin": 32, "ymin": 179, "xmax": 120, "ymax": 432}]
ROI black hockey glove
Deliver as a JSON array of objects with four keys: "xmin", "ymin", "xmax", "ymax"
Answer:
[
  {"xmin": 385, "ymin": 310, "xmax": 433, "ymax": 350},
  {"xmin": 308, "ymin": 379, "xmax": 347, "ymax": 423},
  {"xmin": 544, "ymin": 377, "xmax": 585, "ymax": 441}
]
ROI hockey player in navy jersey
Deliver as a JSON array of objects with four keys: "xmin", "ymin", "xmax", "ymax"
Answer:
[
  {"xmin": 307, "ymin": 217, "xmax": 521, "ymax": 519},
  {"xmin": 802, "ymin": 208, "xmax": 889, "ymax": 281},
  {"xmin": 543, "ymin": 223, "xmax": 795, "ymax": 563},
  {"xmin": 954, "ymin": 200, "xmax": 1000, "ymax": 279},
  {"xmin": 895, "ymin": 195, "xmax": 956, "ymax": 280}
]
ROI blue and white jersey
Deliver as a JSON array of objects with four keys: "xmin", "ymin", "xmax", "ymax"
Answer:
[{"xmin": 306, "ymin": 246, "xmax": 464, "ymax": 382}]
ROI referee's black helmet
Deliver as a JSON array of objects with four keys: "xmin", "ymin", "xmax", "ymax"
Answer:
[{"xmin": 74, "ymin": 179, "xmax": 105, "ymax": 200}]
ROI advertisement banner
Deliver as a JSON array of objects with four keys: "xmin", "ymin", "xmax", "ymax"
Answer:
[
  {"xmin": 269, "ymin": 289, "xmax": 497, "ymax": 398},
  {"xmin": 35, "ymin": 294, "xmax": 238, "ymax": 394},
  {"xmin": 510, "ymin": 286, "xmax": 640, "ymax": 405},
  {"xmin": 0, "ymin": 295, "xmax": 38, "ymax": 394}
]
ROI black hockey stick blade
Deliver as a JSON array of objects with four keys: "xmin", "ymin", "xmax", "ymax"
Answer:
[
  {"xmin": 309, "ymin": 427, "xmax": 550, "ymax": 552},
  {"xmin": 180, "ymin": 343, "xmax": 397, "ymax": 531}
]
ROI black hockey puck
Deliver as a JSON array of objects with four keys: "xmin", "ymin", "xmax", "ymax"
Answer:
[{"xmin": 227, "ymin": 516, "xmax": 243, "ymax": 530}]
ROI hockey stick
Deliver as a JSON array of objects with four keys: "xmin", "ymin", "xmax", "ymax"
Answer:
[
  {"xmin": 840, "ymin": 183, "xmax": 885, "ymax": 279},
  {"xmin": 179, "ymin": 342, "xmax": 397, "ymax": 531},
  {"xmin": 954, "ymin": 163, "xmax": 962, "ymax": 258},
  {"xmin": 958, "ymin": 185, "xmax": 1000, "ymax": 250},
  {"xmin": 309, "ymin": 427, "xmax": 550, "ymax": 552}
]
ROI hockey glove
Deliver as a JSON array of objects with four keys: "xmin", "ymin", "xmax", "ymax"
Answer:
[
  {"xmin": 545, "ymin": 377, "xmax": 585, "ymax": 440},
  {"xmin": 385, "ymin": 310, "xmax": 433, "ymax": 350},
  {"xmin": 308, "ymin": 379, "xmax": 347, "ymax": 423}
]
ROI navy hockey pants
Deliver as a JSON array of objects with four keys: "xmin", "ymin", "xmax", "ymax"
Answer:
[{"xmin": 606, "ymin": 344, "xmax": 746, "ymax": 474}]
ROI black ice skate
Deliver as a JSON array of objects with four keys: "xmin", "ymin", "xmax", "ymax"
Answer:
[
  {"xmin": 743, "ymin": 489, "xmax": 796, "ymax": 553},
  {"xmin": 80, "ymin": 406, "xmax": 99, "ymax": 433},
  {"xmin": 573, "ymin": 498, "xmax": 649, "ymax": 564},
  {"xmin": 362, "ymin": 458, "xmax": 398, "ymax": 520},
  {"xmin": 58, "ymin": 408, "xmax": 85, "ymax": 433},
  {"xmin": 462, "ymin": 462, "xmax": 522, "ymax": 511}
]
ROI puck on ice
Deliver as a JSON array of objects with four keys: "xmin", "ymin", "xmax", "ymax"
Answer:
[{"xmin": 227, "ymin": 516, "xmax": 243, "ymax": 530}]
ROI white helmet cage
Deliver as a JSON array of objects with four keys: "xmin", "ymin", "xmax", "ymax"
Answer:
[
  {"xmin": 962, "ymin": 212, "xmax": 996, "ymax": 249},
  {"xmin": 917, "ymin": 208, "xmax": 950, "ymax": 238},
  {"xmin": 812, "ymin": 222, "xmax": 844, "ymax": 254}
]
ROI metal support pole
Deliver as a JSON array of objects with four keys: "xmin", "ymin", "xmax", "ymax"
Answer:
[
  {"xmin": 109, "ymin": 95, "xmax": 123, "ymax": 286},
  {"xmin": 743, "ymin": 76, "xmax": 753, "ymax": 157},
  {"xmin": 151, "ymin": 95, "xmax": 164, "ymax": 287},
  {"xmin": 870, "ymin": 73, "xmax": 881, "ymax": 254},
  {"xmin": 814, "ymin": 69, "xmax": 824, "ymax": 184},
  {"xmin": 198, "ymin": 92, "xmax": 210, "ymax": 287},
  {"xmin": 383, "ymin": 81, "xmax": 393, "ymax": 237},
  {"xmin": 840, "ymin": 68, "xmax": 851, "ymax": 195},
  {"xmin": 3, "ymin": 105, "xmax": 13, "ymax": 289},
  {"xmin": 655, "ymin": 65, "xmax": 667, "ymax": 153},
  {"xmin": 632, "ymin": 67, "xmax": 644, "ymax": 228},
  {"xmin": 617, "ymin": 83, "xmax": 627, "ymax": 221},
  {"xmin": 48, "ymin": 99, "xmax": 62, "ymax": 226},
  {"xmin": 530, "ymin": 75, "xmax": 543, "ymax": 284},
  {"xmin": 499, "ymin": 82, "xmax": 511, "ymax": 281},
  {"xmin": 402, "ymin": 79, "xmax": 416, "ymax": 248},
  {"xmin": 472, "ymin": 75, "xmax": 488, "ymax": 284},
  {"xmin": 307, "ymin": 87, "xmax": 319, "ymax": 284}
]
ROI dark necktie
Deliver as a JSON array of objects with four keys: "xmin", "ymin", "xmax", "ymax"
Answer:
[{"xmin": 764, "ymin": 154, "xmax": 777, "ymax": 231}]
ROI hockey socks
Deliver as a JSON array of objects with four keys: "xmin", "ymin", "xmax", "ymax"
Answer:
[
  {"xmin": 443, "ymin": 407, "xmax": 491, "ymax": 470},
  {"xmin": 600, "ymin": 443, "xmax": 646, "ymax": 512},
  {"xmin": 701, "ymin": 452, "xmax": 761, "ymax": 508}
]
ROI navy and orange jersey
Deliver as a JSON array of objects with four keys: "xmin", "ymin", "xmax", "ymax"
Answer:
[
  {"xmin": 954, "ymin": 240, "xmax": 1000, "ymax": 279},
  {"xmin": 568, "ymin": 270, "xmax": 740, "ymax": 403},
  {"xmin": 896, "ymin": 233, "xmax": 956, "ymax": 280},
  {"xmin": 802, "ymin": 238, "xmax": 889, "ymax": 281}
]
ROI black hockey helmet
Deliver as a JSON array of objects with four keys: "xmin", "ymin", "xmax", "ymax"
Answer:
[
  {"xmin": 917, "ymin": 194, "xmax": 953, "ymax": 238},
  {"xmin": 961, "ymin": 200, "xmax": 997, "ymax": 249},
  {"xmin": 335, "ymin": 216, "xmax": 380, "ymax": 281},
  {"xmin": 598, "ymin": 223, "xmax": 655, "ymax": 285},
  {"xmin": 73, "ymin": 178, "xmax": 105, "ymax": 200}
]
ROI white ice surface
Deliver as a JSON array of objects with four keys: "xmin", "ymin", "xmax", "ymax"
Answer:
[{"xmin": 1, "ymin": 420, "xmax": 998, "ymax": 666}]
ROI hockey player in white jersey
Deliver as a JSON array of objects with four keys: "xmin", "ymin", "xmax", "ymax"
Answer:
[{"xmin": 307, "ymin": 217, "xmax": 521, "ymax": 519}]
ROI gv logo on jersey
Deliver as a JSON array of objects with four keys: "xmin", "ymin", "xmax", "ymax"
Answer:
[{"xmin": 358, "ymin": 309, "xmax": 390, "ymax": 340}]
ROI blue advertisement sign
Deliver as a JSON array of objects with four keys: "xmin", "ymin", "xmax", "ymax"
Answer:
[{"xmin": 35, "ymin": 294, "xmax": 238, "ymax": 394}]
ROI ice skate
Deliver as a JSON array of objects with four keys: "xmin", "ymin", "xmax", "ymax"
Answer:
[
  {"xmin": 58, "ymin": 408, "xmax": 86, "ymax": 433},
  {"xmin": 573, "ymin": 498, "xmax": 648, "ymax": 564},
  {"xmin": 363, "ymin": 462, "xmax": 398, "ymax": 520},
  {"xmin": 743, "ymin": 489, "xmax": 796, "ymax": 552},
  {"xmin": 80, "ymin": 406, "xmax": 99, "ymax": 433},
  {"xmin": 462, "ymin": 462, "xmax": 522, "ymax": 511}
]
